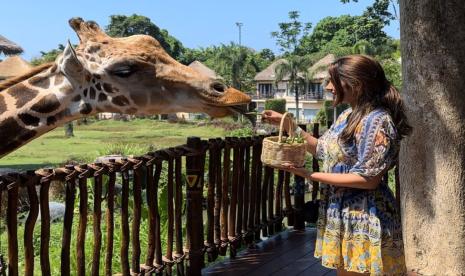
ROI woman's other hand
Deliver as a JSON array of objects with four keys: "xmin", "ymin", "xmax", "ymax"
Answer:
[
  {"xmin": 261, "ymin": 110, "xmax": 283, "ymax": 125},
  {"xmin": 262, "ymin": 110, "xmax": 295, "ymax": 132},
  {"xmin": 269, "ymin": 163, "xmax": 311, "ymax": 179}
]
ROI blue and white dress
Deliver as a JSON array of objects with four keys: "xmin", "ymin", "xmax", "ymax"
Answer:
[{"xmin": 314, "ymin": 108, "xmax": 406, "ymax": 275}]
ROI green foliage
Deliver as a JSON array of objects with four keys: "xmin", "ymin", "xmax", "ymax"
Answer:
[
  {"xmin": 97, "ymin": 142, "xmax": 154, "ymax": 157},
  {"xmin": 105, "ymin": 14, "xmax": 185, "ymax": 60},
  {"xmin": 264, "ymin": 99, "xmax": 286, "ymax": 114},
  {"xmin": 314, "ymin": 108, "xmax": 327, "ymax": 125},
  {"xmin": 381, "ymin": 57, "xmax": 402, "ymax": 89},
  {"xmin": 274, "ymin": 55, "xmax": 312, "ymax": 122},
  {"xmin": 340, "ymin": 0, "xmax": 399, "ymax": 25},
  {"xmin": 271, "ymin": 11, "xmax": 312, "ymax": 55},
  {"xmin": 228, "ymin": 127, "xmax": 253, "ymax": 137},
  {"xmin": 30, "ymin": 44, "xmax": 65, "ymax": 66},
  {"xmin": 298, "ymin": 15, "xmax": 387, "ymax": 54},
  {"xmin": 183, "ymin": 43, "xmax": 272, "ymax": 93}
]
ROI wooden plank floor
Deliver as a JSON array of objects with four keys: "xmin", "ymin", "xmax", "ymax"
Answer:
[{"xmin": 202, "ymin": 228, "xmax": 336, "ymax": 276}]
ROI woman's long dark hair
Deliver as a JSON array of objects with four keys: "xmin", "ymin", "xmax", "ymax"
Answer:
[{"xmin": 328, "ymin": 54, "xmax": 412, "ymax": 142}]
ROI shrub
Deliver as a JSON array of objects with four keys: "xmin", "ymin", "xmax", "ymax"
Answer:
[
  {"xmin": 228, "ymin": 127, "xmax": 254, "ymax": 137},
  {"xmin": 264, "ymin": 99, "xmax": 286, "ymax": 114}
]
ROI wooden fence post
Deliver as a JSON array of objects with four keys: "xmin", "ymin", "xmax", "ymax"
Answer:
[
  {"xmin": 293, "ymin": 124, "xmax": 307, "ymax": 231},
  {"xmin": 185, "ymin": 137, "xmax": 205, "ymax": 275}
]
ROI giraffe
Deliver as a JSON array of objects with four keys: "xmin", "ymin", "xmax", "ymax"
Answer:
[{"xmin": 0, "ymin": 18, "xmax": 251, "ymax": 158}]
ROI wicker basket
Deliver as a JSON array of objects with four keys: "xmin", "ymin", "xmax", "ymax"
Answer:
[{"xmin": 261, "ymin": 112, "xmax": 307, "ymax": 168}]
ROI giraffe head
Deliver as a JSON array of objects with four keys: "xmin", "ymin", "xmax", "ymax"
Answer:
[{"xmin": 59, "ymin": 17, "xmax": 251, "ymax": 117}]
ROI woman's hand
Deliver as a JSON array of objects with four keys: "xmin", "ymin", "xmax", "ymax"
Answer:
[
  {"xmin": 269, "ymin": 163, "xmax": 312, "ymax": 179},
  {"xmin": 261, "ymin": 110, "xmax": 295, "ymax": 132}
]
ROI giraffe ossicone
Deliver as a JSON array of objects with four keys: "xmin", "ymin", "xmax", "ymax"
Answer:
[{"xmin": 0, "ymin": 17, "xmax": 251, "ymax": 158}]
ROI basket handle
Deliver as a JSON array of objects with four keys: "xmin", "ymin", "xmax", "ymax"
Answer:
[{"xmin": 278, "ymin": 112, "xmax": 295, "ymax": 143}]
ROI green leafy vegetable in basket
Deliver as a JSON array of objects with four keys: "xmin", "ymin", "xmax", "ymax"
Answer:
[{"xmin": 281, "ymin": 133, "xmax": 305, "ymax": 144}]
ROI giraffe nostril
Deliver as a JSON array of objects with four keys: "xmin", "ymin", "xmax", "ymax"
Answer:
[{"xmin": 211, "ymin": 82, "xmax": 226, "ymax": 93}]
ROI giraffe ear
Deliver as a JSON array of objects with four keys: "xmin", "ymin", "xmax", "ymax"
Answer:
[{"xmin": 61, "ymin": 41, "xmax": 87, "ymax": 83}]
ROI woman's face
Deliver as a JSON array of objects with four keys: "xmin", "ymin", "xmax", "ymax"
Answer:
[
  {"xmin": 325, "ymin": 80, "xmax": 356, "ymax": 106},
  {"xmin": 325, "ymin": 81, "xmax": 336, "ymax": 100}
]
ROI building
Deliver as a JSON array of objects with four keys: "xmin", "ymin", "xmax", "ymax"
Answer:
[
  {"xmin": 253, "ymin": 54, "xmax": 335, "ymax": 123},
  {"xmin": 0, "ymin": 35, "xmax": 24, "ymax": 57},
  {"xmin": 0, "ymin": 55, "xmax": 32, "ymax": 81}
]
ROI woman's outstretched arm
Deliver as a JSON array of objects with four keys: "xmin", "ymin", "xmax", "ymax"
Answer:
[{"xmin": 280, "ymin": 166, "xmax": 384, "ymax": 190}]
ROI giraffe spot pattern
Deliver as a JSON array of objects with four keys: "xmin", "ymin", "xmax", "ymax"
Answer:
[
  {"xmin": 54, "ymin": 73, "xmax": 65, "ymax": 86},
  {"xmin": 87, "ymin": 45, "xmax": 101, "ymax": 53},
  {"xmin": 18, "ymin": 113, "xmax": 40, "ymax": 126},
  {"xmin": 0, "ymin": 118, "xmax": 37, "ymax": 157},
  {"xmin": 89, "ymin": 87, "xmax": 96, "ymax": 99},
  {"xmin": 79, "ymin": 103, "xmax": 93, "ymax": 115},
  {"xmin": 47, "ymin": 116, "xmax": 57, "ymax": 126},
  {"xmin": 59, "ymin": 86, "xmax": 74, "ymax": 95},
  {"xmin": 7, "ymin": 84, "xmax": 39, "ymax": 108},
  {"xmin": 28, "ymin": 75, "xmax": 50, "ymax": 89},
  {"xmin": 50, "ymin": 64, "xmax": 58, "ymax": 73},
  {"xmin": 0, "ymin": 94, "xmax": 6, "ymax": 114},
  {"xmin": 103, "ymin": 83, "xmax": 113, "ymax": 93},
  {"xmin": 111, "ymin": 95, "xmax": 130, "ymax": 106},
  {"xmin": 93, "ymin": 74, "xmax": 101, "ymax": 80},
  {"xmin": 31, "ymin": 94, "xmax": 61, "ymax": 113},
  {"xmin": 83, "ymin": 88, "xmax": 88, "ymax": 97},
  {"xmin": 72, "ymin": 95, "xmax": 81, "ymax": 102},
  {"xmin": 48, "ymin": 108, "xmax": 70, "ymax": 125},
  {"xmin": 98, "ymin": 93, "xmax": 108, "ymax": 102},
  {"xmin": 95, "ymin": 83, "xmax": 102, "ymax": 91}
]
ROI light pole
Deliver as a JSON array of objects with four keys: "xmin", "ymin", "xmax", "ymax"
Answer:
[
  {"xmin": 235, "ymin": 22, "xmax": 243, "ymax": 46},
  {"xmin": 235, "ymin": 22, "xmax": 244, "ymax": 123}
]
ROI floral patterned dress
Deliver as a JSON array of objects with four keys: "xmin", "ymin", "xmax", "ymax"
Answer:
[{"xmin": 314, "ymin": 108, "xmax": 406, "ymax": 275}]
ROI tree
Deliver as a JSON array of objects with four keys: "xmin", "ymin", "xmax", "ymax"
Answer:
[
  {"xmin": 298, "ymin": 15, "xmax": 388, "ymax": 54},
  {"xmin": 274, "ymin": 56, "xmax": 312, "ymax": 122},
  {"xmin": 264, "ymin": 99, "xmax": 286, "ymax": 114},
  {"xmin": 340, "ymin": 0, "xmax": 399, "ymax": 24},
  {"xmin": 398, "ymin": 1, "xmax": 465, "ymax": 274},
  {"xmin": 341, "ymin": 0, "xmax": 465, "ymax": 274},
  {"xmin": 271, "ymin": 11, "xmax": 312, "ymax": 56},
  {"xmin": 105, "ymin": 14, "xmax": 185, "ymax": 60},
  {"xmin": 30, "ymin": 44, "xmax": 65, "ymax": 66}
]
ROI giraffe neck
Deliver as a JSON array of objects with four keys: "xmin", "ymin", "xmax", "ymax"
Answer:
[{"xmin": 0, "ymin": 65, "xmax": 98, "ymax": 158}]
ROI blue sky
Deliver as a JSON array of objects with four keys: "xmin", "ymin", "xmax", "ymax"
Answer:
[{"xmin": 1, "ymin": 0, "xmax": 400, "ymax": 61}]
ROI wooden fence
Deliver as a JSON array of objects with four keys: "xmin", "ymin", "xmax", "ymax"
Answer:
[{"xmin": 0, "ymin": 126, "xmax": 321, "ymax": 276}]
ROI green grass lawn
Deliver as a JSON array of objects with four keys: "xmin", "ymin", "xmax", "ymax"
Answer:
[{"xmin": 0, "ymin": 119, "xmax": 228, "ymax": 170}]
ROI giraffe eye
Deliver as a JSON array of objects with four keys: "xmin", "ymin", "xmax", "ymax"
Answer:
[{"xmin": 109, "ymin": 66, "xmax": 136, "ymax": 78}]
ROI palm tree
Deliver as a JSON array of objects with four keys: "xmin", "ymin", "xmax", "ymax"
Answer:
[
  {"xmin": 274, "ymin": 55, "xmax": 312, "ymax": 122},
  {"xmin": 214, "ymin": 43, "xmax": 248, "ymax": 90}
]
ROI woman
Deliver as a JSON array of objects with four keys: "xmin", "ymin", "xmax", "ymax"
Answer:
[{"xmin": 262, "ymin": 55, "xmax": 411, "ymax": 276}]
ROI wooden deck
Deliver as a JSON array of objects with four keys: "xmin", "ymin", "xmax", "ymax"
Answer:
[{"xmin": 202, "ymin": 227, "xmax": 336, "ymax": 276}]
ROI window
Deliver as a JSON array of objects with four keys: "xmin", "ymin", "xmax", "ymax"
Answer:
[
  {"xmin": 258, "ymin": 83, "xmax": 273, "ymax": 97},
  {"xmin": 303, "ymin": 109, "xmax": 318, "ymax": 121}
]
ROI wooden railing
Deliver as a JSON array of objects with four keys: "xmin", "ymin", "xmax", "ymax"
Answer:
[{"xmin": 0, "ymin": 128, "xmax": 321, "ymax": 275}]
